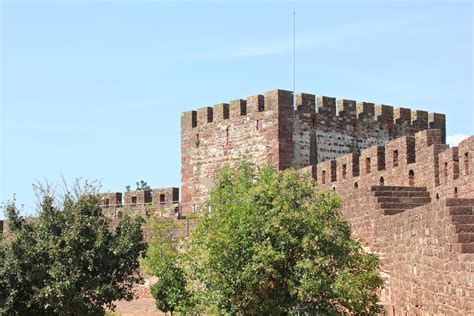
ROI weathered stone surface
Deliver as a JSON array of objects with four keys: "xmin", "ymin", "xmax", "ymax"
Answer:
[
  {"xmin": 181, "ymin": 89, "xmax": 447, "ymax": 214},
  {"xmin": 313, "ymin": 129, "xmax": 473, "ymax": 315},
  {"xmin": 179, "ymin": 89, "xmax": 472, "ymax": 315}
]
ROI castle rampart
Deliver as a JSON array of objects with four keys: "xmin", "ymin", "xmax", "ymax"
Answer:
[
  {"xmin": 180, "ymin": 97, "xmax": 471, "ymax": 314},
  {"xmin": 298, "ymin": 129, "xmax": 473, "ymax": 314},
  {"xmin": 181, "ymin": 89, "xmax": 446, "ymax": 214},
  {"xmin": 303, "ymin": 129, "xmax": 472, "ymax": 199},
  {"xmin": 99, "ymin": 187, "xmax": 180, "ymax": 221}
]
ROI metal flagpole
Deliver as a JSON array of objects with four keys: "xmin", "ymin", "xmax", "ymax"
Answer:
[{"xmin": 293, "ymin": 8, "xmax": 296, "ymax": 108}]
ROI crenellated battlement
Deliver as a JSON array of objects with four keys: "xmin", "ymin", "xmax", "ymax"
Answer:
[
  {"xmin": 99, "ymin": 187, "xmax": 180, "ymax": 219},
  {"xmin": 181, "ymin": 89, "xmax": 448, "ymax": 216},
  {"xmin": 100, "ymin": 187, "xmax": 179, "ymax": 206},
  {"xmin": 301, "ymin": 129, "xmax": 473, "ymax": 201},
  {"xmin": 181, "ymin": 90, "xmax": 289, "ymax": 130},
  {"xmin": 181, "ymin": 90, "xmax": 446, "ymax": 141},
  {"xmin": 298, "ymin": 129, "xmax": 474, "ymax": 314}
]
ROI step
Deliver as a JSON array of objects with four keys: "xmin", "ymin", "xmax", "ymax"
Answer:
[
  {"xmin": 446, "ymin": 198, "xmax": 474, "ymax": 207},
  {"xmin": 376, "ymin": 197, "xmax": 432, "ymax": 204},
  {"xmin": 451, "ymin": 215, "xmax": 474, "ymax": 225},
  {"xmin": 382, "ymin": 209, "xmax": 406, "ymax": 216},
  {"xmin": 374, "ymin": 191, "xmax": 431, "ymax": 198},
  {"xmin": 378, "ymin": 202, "xmax": 427, "ymax": 209},
  {"xmin": 452, "ymin": 224, "xmax": 474, "ymax": 233},
  {"xmin": 371, "ymin": 185, "xmax": 427, "ymax": 192},
  {"xmin": 453, "ymin": 243, "xmax": 474, "ymax": 253},
  {"xmin": 448, "ymin": 207, "xmax": 473, "ymax": 216},
  {"xmin": 456, "ymin": 233, "xmax": 474, "ymax": 243}
]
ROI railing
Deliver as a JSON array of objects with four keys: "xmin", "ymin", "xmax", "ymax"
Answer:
[{"xmin": 99, "ymin": 200, "xmax": 208, "ymax": 222}]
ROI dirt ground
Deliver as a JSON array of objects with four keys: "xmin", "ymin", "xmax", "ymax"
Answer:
[{"xmin": 113, "ymin": 298, "xmax": 166, "ymax": 316}]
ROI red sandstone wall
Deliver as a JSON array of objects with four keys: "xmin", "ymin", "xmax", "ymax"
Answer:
[
  {"xmin": 292, "ymin": 95, "xmax": 444, "ymax": 169},
  {"xmin": 300, "ymin": 129, "xmax": 474, "ymax": 314},
  {"xmin": 181, "ymin": 89, "xmax": 446, "ymax": 215},
  {"xmin": 306, "ymin": 129, "xmax": 472, "ymax": 199},
  {"xmin": 99, "ymin": 187, "xmax": 180, "ymax": 221},
  {"xmin": 336, "ymin": 188, "xmax": 474, "ymax": 315},
  {"xmin": 180, "ymin": 90, "xmax": 293, "ymax": 215}
]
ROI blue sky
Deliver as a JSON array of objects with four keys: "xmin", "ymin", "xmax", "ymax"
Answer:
[{"xmin": 1, "ymin": 0, "xmax": 472, "ymax": 217}]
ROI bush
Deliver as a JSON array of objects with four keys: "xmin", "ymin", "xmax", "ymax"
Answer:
[{"xmin": 0, "ymin": 181, "xmax": 147, "ymax": 315}]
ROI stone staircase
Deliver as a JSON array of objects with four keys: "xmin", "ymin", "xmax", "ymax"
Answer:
[
  {"xmin": 447, "ymin": 198, "xmax": 474, "ymax": 253},
  {"xmin": 371, "ymin": 185, "xmax": 432, "ymax": 215},
  {"xmin": 371, "ymin": 188, "xmax": 474, "ymax": 253}
]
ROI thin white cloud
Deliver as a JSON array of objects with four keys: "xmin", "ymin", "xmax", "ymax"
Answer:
[
  {"xmin": 166, "ymin": 14, "xmax": 420, "ymax": 64},
  {"xmin": 447, "ymin": 133, "xmax": 470, "ymax": 146}
]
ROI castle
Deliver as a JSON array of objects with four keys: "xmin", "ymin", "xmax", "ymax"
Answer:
[
  {"xmin": 1, "ymin": 89, "xmax": 472, "ymax": 314},
  {"xmin": 180, "ymin": 89, "xmax": 473, "ymax": 315},
  {"xmin": 180, "ymin": 89, "xmax": 447, "ymax": 214}
]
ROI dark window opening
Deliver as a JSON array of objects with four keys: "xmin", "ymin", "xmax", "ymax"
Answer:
[
  {"xmin": 444, "ymin": 162, "xmax": 448, "ymax": 182},
  {"xmin": 393, "ymin": 150, "xmax": 399, "ymax": 167},
  {"xmin": 309, "ymin": 131, "xmax": 318, "ymax": 165},
  {"xmin": 354, "ymin": 182, "xmax": 359, "ymax": 189},
  {"xmin": 342, "ymin": 164, "xmax": 347, "ymax": 179},
  {"xmin": 160, "ymin": 194, "xmax": 165, "ymax": 204},
  {"xmin": 408, "ymin": 170, "xmax": 415, "ymax": 187},
  {"xmin": 366, "ymin": 157, "xmax": 371, "ymax": 174},
  {"xmin": 195, "ymin": 133, "xmax": 200, "ymax": 147},
  {"xmin": 379, "ymin": 177, "xmax": 385, "ymax": 186},
  {"xmin": 104, "ymin": 199, "xmax": 110, "ymax": 207},
  {"xmin": 322, "ymin": 170, "xmax": 326, "ymax": 184},
  {"xmin": 454, "ymin": 187, "xmax": 458, "ymax": 197},
  {"xmin": 131, "ymin": 196, "xmax": 137, "ymax": 205},
  {"xmin": 256, "ymin": 120, "xmax": 259, "ymax": 131},
  {"xmin": 464, "ymin": 152, "xmax": 469, "ymax": 175}
]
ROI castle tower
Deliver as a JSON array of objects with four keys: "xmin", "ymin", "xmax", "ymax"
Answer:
[{"xmin": 180, "ymin": 89, "xmax": 446, "ymax": 215}]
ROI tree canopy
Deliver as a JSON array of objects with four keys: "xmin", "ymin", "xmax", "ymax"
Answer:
[
  {"xmin": 0, "ymin": 182, "xmax": 147, "ymax": 315},
  {"xmin": 141, "ymin": 216, "xmax": 189, "ymax": 313},
  {"xmin": 126, "ymin": 180, "xmax": 151, "ymax": 192},
  {"xmin": 145, "ymin": 162, "xmax": 383, "ymax": 315}
]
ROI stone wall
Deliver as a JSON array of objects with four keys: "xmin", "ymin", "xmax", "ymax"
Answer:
[
  {"xmin": 181, "ymin": 90, "xmax": 289, "ymax": 214},
  {"xmin": 181, "ymin": 89, "xmax": 446, "ymax": 215},
  {"xmin": 304, "ymin": 129, "xmax": 472, "ymax": 199},
  {"xmin": 100, "ymin": 187, "xmax": 181, "ymax": 221},
  {"xmin": 300, "ymin": 129, "xmax": 474, "ymax": 314}
]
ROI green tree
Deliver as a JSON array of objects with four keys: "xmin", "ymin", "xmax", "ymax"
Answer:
[
  {"xmin": 141, "ymin": 217, "xmax": 189, "ymax": 314},
  {"xmin": 126, "ymin": 180, "xmax": 151, "ymax": 192},
  {"xmin": 147, "ymin": 162, "xmax": 383, "ymax": 314},
  {"xmin": 0, "ymin": 182, "xmax": 147, "ymax": 315}
]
